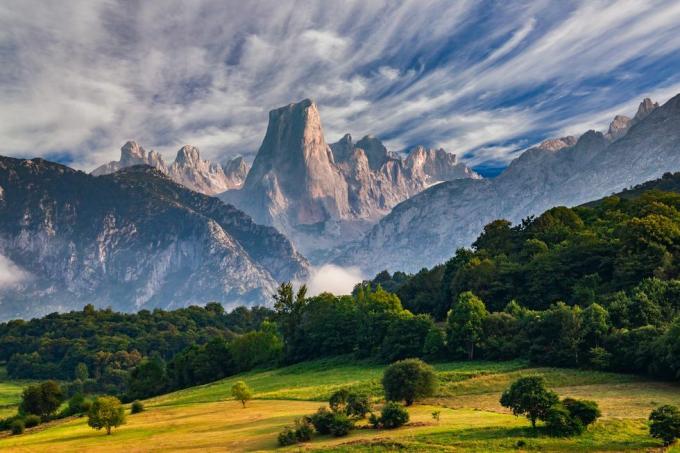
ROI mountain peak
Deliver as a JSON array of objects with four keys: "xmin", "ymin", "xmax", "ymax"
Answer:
[
  {"xmin": 175, "ymin": 145, "xmax": 201, "ymax": 166},
  {"xmin": 634, "ymin": 98, "xmax": 659, "ymax": 122},
  {"xmin": 120, "ymin": 141, "xmax": 146, "ymax": 165}
]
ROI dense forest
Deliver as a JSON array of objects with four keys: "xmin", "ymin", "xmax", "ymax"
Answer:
[{"xmin": 3, "ymin": 172, "xmax": 680, "ymax": 402}]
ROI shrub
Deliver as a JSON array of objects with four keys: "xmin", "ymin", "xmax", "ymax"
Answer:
[
  {"xmin": 294, "ymin": 417, "xmax": 314, "ymax": 442},
  {"xmin": 62, "ymin": 393, "xmax": 88, "ymax": 417},
  {"xmin": 11, "ymin": 419, "xmax": 25, "ymax": 435},
  {"xmin": 329, "ymin": 413, "xmax": 353, "ymax": 437},
  {"xmin": 23, "ymin": 414, "xmax": 41, "ymax": 428},
  {"xmin": 277, "ymin": 426, "xmax": 297, "ymax": 446},
  {"xmin": 649, "ymin": 405, "xmax": 680, "ymax": 446},
  {"xmin": 382, "ymin": 358, "xmax": 437, "ymax": 406},
  {"xmin": 130, "ymin": 400, "xmax": 144, "ymax": 414},
  {"xmin": 0, "ymin": 415, "xmax": 22, "ymax": 431},
  {"xmin": 346, "ymin": 393, "xmax": 372, "ymax": 419},
  {"xmin": 329, "ymin": 388, "xmax": 350, "ymax": 412},
  {"xmin": 545, "ymin": 404, "xmax": 584, "ymax": 437},
  {"xmin": 562, "ymin": 398, "xmax": 600, "ymax": 427},
  {"xmin": 310, "ymin": 407, "xmax": 335, "ymax": 434},
  {"xmin": 500, "ymin": 376, "xmax": 559, "ymax": 428},
  {"xmin": 378, "ymin": 402, "xmax": 410, "ymax": 429}
]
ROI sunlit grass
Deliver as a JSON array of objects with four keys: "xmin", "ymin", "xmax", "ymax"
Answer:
[{"xmin": 0, "ymin": 358, "xmax": 676, "ymax": 451}]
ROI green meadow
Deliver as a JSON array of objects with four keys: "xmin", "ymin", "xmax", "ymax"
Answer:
[{"xmin": 1, "ymin": 358, "xmax": 679, "ymax": 451}]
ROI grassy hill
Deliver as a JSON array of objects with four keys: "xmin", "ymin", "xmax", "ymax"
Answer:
[{"xmin": 1, "ymin": 358, "xmax": 679, "ymax": 451}]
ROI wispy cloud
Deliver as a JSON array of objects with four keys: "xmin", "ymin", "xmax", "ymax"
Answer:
[{"xmin": 2, "ymin": 0, "xmax": 680, "ymax": 170}]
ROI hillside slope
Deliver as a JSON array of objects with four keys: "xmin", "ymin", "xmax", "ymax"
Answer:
[{"xmin": 0, "ymin": 158, "xmax": 308, "ymax": 320}]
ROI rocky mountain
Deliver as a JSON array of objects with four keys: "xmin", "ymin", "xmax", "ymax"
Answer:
[
  {"xmin": 92, "ymin": 141, "xmax": 248, "ymax": 195},
  {"xmin": 221, "ymin": 99, "xmax": 479, "ymax": 257},
  {"xmin": 337, "ymin": 96, "xmax": 680, "ymax": 275},
  {"xmin": 0, "ymin": 157, "xmax": 307, "ymax": 320}
]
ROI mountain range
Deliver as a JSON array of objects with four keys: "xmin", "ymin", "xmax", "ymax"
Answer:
[
  {"xmin": 221, "ymin": 99, "xmax": 479, "ymax": 258},
  {"xmin": 0, "ymin": 158, "xmax": 306, "ymax": 320},
  {"xmin": 2, "ymin": 93, "xmax": 680, "ymax": 320},
  {"xmin": 93, "ymin": 141, "xmax": 249, "ymax": 195},
  {"xmin": 335, "ymin": 96, "xmax": 680, "ymax": 275}
]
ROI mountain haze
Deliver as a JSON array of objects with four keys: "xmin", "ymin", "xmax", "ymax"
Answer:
[{"xmin": 337, "ymin": 96, "xmax": 680, "ymax": 275}]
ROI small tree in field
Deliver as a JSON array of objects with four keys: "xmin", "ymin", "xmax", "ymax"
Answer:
[
  {"xmin": 382, "ymin": 358, "xmax": 437, "ymax": 406},
  {"xmin": 500, "ymin": 376, "xmax": 558, "ymax": 429},
  {"xmin": 649, "ymin": 405, "xmax": 680, "ymax": 446},
  {"xmin": 231, "ymin": 381, "xmax": 253, "ymax": 408},
  {"xmin": 88, "ymin": 396, "xmax": 126, "ymax": 435}
]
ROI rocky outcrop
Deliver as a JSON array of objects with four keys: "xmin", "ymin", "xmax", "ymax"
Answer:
[
  {"xmin": 92, "ymin": 141, "xmax": 246, "ymax": 195},
  {"xmin": 337, "ymin": 96, "xmax": 679, "ymax": 275},
  {"xmin": 222, "ymin": 99, "xmax": 479, "ymax": 257},
  {"xmin": 0, "ymin": 157, "xmax": 308, "ymax": 320}
]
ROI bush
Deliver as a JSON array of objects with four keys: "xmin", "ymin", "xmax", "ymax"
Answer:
[
  {"xmin": 294, "ymin": 417, "xmax": 314, "ymax": 442},
  {"xmin": 277, "ymin": 426, "xmax": 297, "ymax": 446},
  {"xmin": 23, "ymin": 414, "xmax": 41, "ymax": 428},
  {"xmin": 11, "ymin": 419, "xmax": 25, "ymax": 435},
  {"xmin": 649, "ymin": 405, "xmax": 680, "ymax": 446},
  {"xmin": 545, "ymin": 404, "xmax": 584, "ymax": 437},
  {"xmin": 562, "ymin": 398, "xmax": 600, "ymax": 427},
  {"xmin": 346, "ymin": 393, "xmax": 372, "ymax": 419},
  {"xmin": 378, "ymin": 402, "xmax": 410, "ymax": 429},
  {"xmin": 62, "ymin": 393, "xmax": 88, "ymax": 417},
  {"xmin": 328, "ymin": 389, "xmax": 371, "ymax": 419},
  {"xmin": 130, "ymin": 400, "xmax": 144, "ymax": 414},
  {"xmin": 382, "ymin": 358, "xmax": 437, "ymax": 405},
  {"xmin": 329, "ymin": 389, "xmax": 350, "ymax": 413},
  {"xmin": 310, "ymin": 407, "xmax": 335, "ymax": 435},
  {"xmin": 0, "ymin": 415, "xmax": 22, "ymax": 431},
  {"xmin": 329, "ymin": 413, "xmax": 353, "ymax": 437}
]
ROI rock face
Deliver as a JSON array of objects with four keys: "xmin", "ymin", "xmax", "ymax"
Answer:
[
  {"xmin": 0, "ymin": 157, "xmax": 308, "ymax": 320},
  {"xmin": 222, "ymin": 99, "xmax": 479, "ymax": 257},
  {"xmin": 92, "ymin": 141, "xmax": 248, "ymax": 195},
  {"xmin": 337, "ymin": 96, "xmax": 678, "ymax": 275}
]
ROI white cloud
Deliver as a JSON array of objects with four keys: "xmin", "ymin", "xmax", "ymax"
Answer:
[
  {"xmin": 305, "ymin": 264, "xmax": 364, "ymax": 296},
  {"xmin": 1, "ymin": 0, "xmax": 680, "ymax": 170},
  {"xmin": 0, "ymin": 254, "xmax": 30, "ymax": 288}
]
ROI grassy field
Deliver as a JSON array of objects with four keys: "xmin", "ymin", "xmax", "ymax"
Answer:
[
  {"xmin": 1, "ymin": 358, "xmax": 679, "ymax": 451},
  {"xmin": 0, "ymin": 367, "xmax": 37, "ymax": 419}
]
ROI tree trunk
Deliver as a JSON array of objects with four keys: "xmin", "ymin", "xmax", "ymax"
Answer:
[
  {"xmin": 468, "ymin": 342, "xmax": 474, "ymax": 360},
  {"xmin": 530, "ymin": 417, "xmax": 536, "ymax": 429},
  {"xmin": 241, "ymin": 400, "xmax": 246, "ymax": 408},
  {"xmin": 107, "ymin": 426, "xmax": 111, "ymax": 435}
]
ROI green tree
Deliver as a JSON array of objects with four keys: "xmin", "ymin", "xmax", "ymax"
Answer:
[
  {"xmin": 580, "ymin": 303, "xmax": 609, "ymax": 349},
  {"xmin": 87, "ymin": 396, "xmax": 126, "ymax": 435},
  {"xmin": 382, "ymin": 358, "xmax": 437, "ymax": 406},
  {"xmin": 544, "ymin": 404, "xmax": 584, "ymax": 437},
  {"xmin": 19, "ymin": 381, "xmax": 64, "ymax": 418},
  {"xmin": 231, "ymin": 381, "xmax": 253, "ymax": 408},
  {"xmin": 446, "ymin": 292, "xmax": 489, "ymax": 360},
  {"xmin": 380, "ymin": 313, "xmax": 434, "ymax": 362},
  {"xmin": 500, "ymin": 376, "xmax": 559, "ymax": 429},
  {"xmin": 649, "ymin": 405, "xmax": 680, "ymax": 446},
  {"xmin": 273, "ymin": 282, "xmax": 307, "ymax": 358},
  {"xmin": 74, "ymin": 362, "xmax": 89, "ymax": 381}
]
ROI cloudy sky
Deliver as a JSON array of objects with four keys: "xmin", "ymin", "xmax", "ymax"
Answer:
[{"xmin": 3, "ymin": 0, "xmax": 680, "ymax": 175}]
